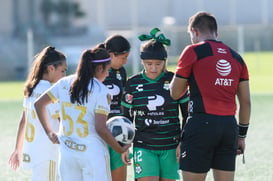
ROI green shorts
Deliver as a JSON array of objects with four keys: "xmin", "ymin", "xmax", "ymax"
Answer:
[
  {"xmin": 133, "ymin": 147, "xmax": 180, "ymax": 180},
  {"xmin": 108, "ymin": 146, "xmax": 125, "ymax": 171}
]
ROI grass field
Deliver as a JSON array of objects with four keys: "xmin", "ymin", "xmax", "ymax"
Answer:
[{"xmin": 0, "ymin": 51, "xmax": 273, "ymax": 180}]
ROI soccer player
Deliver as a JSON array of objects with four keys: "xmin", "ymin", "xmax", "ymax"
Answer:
[
  {"xmin": 9, "ymin": 46, "xmax": 67, "ymax": 181},
  {"xmin": 34, "ymin": 47, "xmax": 130, "ymax": 181},
  {"xmin": 121, "ymin": 28, "xmax": 189, "ymax": 181},
  {"xmin": 170, "ymin": 11, "xmax": 251, "ymax": 181},
  {"xmin": 97, "ymin": 35, "xmax": 131, "ymax": 181}
]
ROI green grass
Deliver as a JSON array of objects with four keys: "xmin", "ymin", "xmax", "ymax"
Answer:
[
  {"xmin": 1, "ymin": 95, "xmax": 273, "ymax": 180},
  {"xmin": 0, "ymin": 81, "xmax": 24, "ymax": 100},
  {"xmin": 1, "ymin": 51, "xmax": 273, "ymax": 180}
]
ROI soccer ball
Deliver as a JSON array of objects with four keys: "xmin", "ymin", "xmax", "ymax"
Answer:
[{"xmin": 107, "ymin": 116, "xmax": 135, "ymax": 145}]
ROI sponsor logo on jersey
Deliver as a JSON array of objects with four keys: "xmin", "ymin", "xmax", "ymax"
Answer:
[
  {"xmin": 145, "ymin": 118, "xmax": 170, "ymax": 126},
  {"xmin": 62, "ymin": 86, "xmax": 68, "ymax": 90},
  {"xmin": 217, "ymin": 48, "xmax": 227, "ymax": 54},
  {"xmin": 64, "ymin": 139, "xmax": 86, "ymax": 152},
  {"xmin": 215, "ymin": 78, "xmax": 234, "ymax": 86},
  {"xmin": 215, "ymin": 59, "xmax": 234, "ymax": 86},
  {"xmin": 181, "ymin": 151, "xmax": 187, "ymax": 158},
  {"xmin": 106, "ymin": 84, "xmax": 120, "ymax": 100},
  {"xmin": 135, "ymin": 110, "xmax": 145, "ymax": 116},
  {"xmin": 144, "ymin": 118, "xmax": 153, "ymax": 126},
  {"xmin": 216, "ymin": 59, "xmax": 231, "ymax": 76},
  {"xmin": 147, "ymin": 94, "xmax": 164, "ymax": 111},
  {"xmin": 136, "ymin": 84, "xmax": 143, "ymax": 91}
]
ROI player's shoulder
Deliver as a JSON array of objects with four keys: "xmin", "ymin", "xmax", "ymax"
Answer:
[
  {"xmin": 165, "ymin": 71, "xmax": 174, "ymax": 77},
  {"xmin": 119, "ymin": 66, "xmax": 126, "ymax": 73},
  {"xmin": 49, "ymin": 75, "xmax": 75, "ymax": 92},
  {"xmin": 159, "ymin": 71, "xmax": 174, "ymax": 81},
  {"xmin": 126, "ymin": 72, "xmax": 142, "ymax": 86},
  {"xmin": 129, "ymin": 72, "xmax": 142, "ymax": 79},
  {"xmin": 57, "ymin": 74, "xmax": 75, "ymax": 85},
  {"xmin": 93, "ymin": 78, "xmax": 109, "ymax": 93},
  {"xmin": 34, "ymin": 80, "xmax": 51, "ymax": 94},
  {"xmin": 227, "ymin": 47, "xmax": 245, "ymax": 65}
]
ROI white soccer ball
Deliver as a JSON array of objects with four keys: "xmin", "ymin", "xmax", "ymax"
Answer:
[{"xmin": 107, "ymin": 116, "xmax": 135, "ymax": 145}]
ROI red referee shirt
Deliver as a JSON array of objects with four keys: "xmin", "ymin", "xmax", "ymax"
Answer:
[{"xmin": 175, "ymin": 40, "xmax": 249, "ymax": 115}]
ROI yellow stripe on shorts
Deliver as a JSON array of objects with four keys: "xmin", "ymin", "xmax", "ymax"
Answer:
[{"xmin": 49, "ymin": 160, "xmax": 56, "ymax": 181}]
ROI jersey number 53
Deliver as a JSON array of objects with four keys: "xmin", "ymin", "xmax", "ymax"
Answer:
[{"xmin": 62, "ymin": 102, "xmax": 89, "ymax": 137}]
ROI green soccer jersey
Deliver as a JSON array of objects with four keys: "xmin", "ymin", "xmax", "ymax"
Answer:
[
  {"xmin": 121, "ymin": 70, "xmax": 189, "ymax": 150},
  {"xmin": 103, "ymin": 66, "xmax": 127, "ymax": 118}
]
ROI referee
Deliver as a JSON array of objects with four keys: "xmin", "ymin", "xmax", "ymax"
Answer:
[{"xmin": 170, "ymin": 11, "xmax": 251, "ymax": 181}]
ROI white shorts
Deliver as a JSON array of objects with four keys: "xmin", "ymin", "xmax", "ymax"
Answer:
[
  {"xmin": 59, "ymin": 136, "xmax": 111, "ymax": 181},
  {"xmin": 32, "ymin": 160, "xmax": 59, "ymax": 181}
]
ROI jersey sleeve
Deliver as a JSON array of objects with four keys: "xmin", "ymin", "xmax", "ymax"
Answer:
[
  {"xmin": 94, "ymin": 87, "xmax": 111, "ymax": 116},
  {"xmin": 23, "ymin": 97, "xmax": 27, "ymax": 111},
  {"xmin": 175, "ymin": 45, "xmax": 197, "ymax": 79},
  {"xmin": 46, "ymin": 80, "xmax": 62, "ymax": 104},
  {"xmin": 177, "ymin": 90, "xmax": 189, "ymax": 129},
  {"xmin": 121, "ymin": 79, "xmax": 134, "ymax": 121},
  {"xmin": 240, "ymin": 61, "xmax": 249, "ymax": 81}
]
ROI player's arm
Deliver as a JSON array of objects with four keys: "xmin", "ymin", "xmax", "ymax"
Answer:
[
  {"xmin": 9, "ymin": 111, "xmax": 26, "ymax": 171},
  {"xmin": 179, "ymin": 99, "xmax": 189, "ymax": 129},
  {"xmin": 236, "ymin": 80, "xmax": 251, "ymax": 154},
  {"xmin": 121, "ymin": 84, "xmax": 134, "ymax": 121},
  {"xmin": 94, "ymin": 113, "xmax": 130, "ymax": 154},
  {"xmin": 121, "ymin": 104, "xmax": 133, "ymax": 121},
  {"xmin": 34, "ymin": 93, "xmax": 59, "ymax": 144},
  {"xmin": 170, "ymin": 76, "xmax": 188, "ymax": 100}
]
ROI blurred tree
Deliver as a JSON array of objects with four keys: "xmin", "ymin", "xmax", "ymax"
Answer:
[
  {"xmin": 41, "ymin": 0, "xmax": 55, "ymax": 28},
  {"xmin": 12, "ymin": 0, "xmax": 20, "ymax": 37},
  {"xmin": 40, "ymin": 0, "xmax": 85, "ymax": 34}
]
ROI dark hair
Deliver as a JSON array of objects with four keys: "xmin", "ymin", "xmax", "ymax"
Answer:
[
  {"xmin": 24, "ymin": 46, "xmax": 66, "ymax": 97},
  {"xmin": 188, "ymin": 11, "xmax": 217, "ymax": 34},
  {"xmin": 98, "ymin": 35, "xmax": 130, "ymax": 55},
  {"xmin": 140, "ymin": 39, "xmax": 167, "ymax": 61},
  {"xmin": 70, "ymin": 47, "xmax": 111, "ymax": 105}
]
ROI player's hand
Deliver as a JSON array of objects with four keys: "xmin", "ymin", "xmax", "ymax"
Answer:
[
  {"xmin": 176, "ymin": 143, "xmax": 181, "ymax": 162},
  {"xmin": 121, "ymin": 150, "xmax": 132, "ymax": 165},
  {"xmin": 9, "ymin": 150, "xmax": 21, "ymax": 171},
  {"xmin": 47, "ymin": 131, "xmax": 59, "ymax": 144},
  {"xmin": 237, "ymin": 137, "xmax": 245, "ymax": 155},
  {"xmin": 121, "ymin": 143, "xmax": 131, "ymax": 153}
]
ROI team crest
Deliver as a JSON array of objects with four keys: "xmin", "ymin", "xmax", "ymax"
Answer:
[
  {"xmin": 163, "ymin": 81, "xmax": 170, "ymax": 90},
  {"xmin": 116, "ymin": 72, "xmax": 122, "ymax": 80},
  {"xmin": 135, "ymin": 163, "xmax": 142, "ymax": 174},
  {"xmin": 125, "ymin": 93, "xmax": 133, "ymax": 103}
]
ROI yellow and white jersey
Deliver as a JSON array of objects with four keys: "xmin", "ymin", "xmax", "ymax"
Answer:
[
  {"xmin": 47, "ymin": 75, "xmax": 110, "ymax": 154},
  {"xmin": 22, "ymin": 80, "xmax": 60, "ymax": 169}
]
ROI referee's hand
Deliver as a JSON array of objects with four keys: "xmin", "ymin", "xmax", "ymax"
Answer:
[{"xmin": 237, "ymin": 137, "xmax": 245, "ymax": 155}]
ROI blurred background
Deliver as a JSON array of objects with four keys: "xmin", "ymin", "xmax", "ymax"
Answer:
[{"xmin": 0, "ymin": 0, "xmax": 273, "ymax": 80}]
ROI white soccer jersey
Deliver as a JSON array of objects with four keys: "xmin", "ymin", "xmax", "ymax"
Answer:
[
  {"xmin": 46, "ymin": 75, "xmax": 111, "ymax": 180},
  {"xmin": 47, "ymin": 75, "xmax": 110, "ymax": 147},
  {"xmin": 22, "ymin": 80, "xmax": 60, "ymax": 169}
]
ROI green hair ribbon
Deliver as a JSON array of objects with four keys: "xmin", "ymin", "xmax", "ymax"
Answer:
[{"xmin": 138, "ymin": 28, "xmax": 171, "ymax": 46}]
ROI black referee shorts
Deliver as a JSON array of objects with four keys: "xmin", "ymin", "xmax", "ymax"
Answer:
[{"xmin": 179, "ymin": 113, "xmax": 238, "ymax": 173}]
